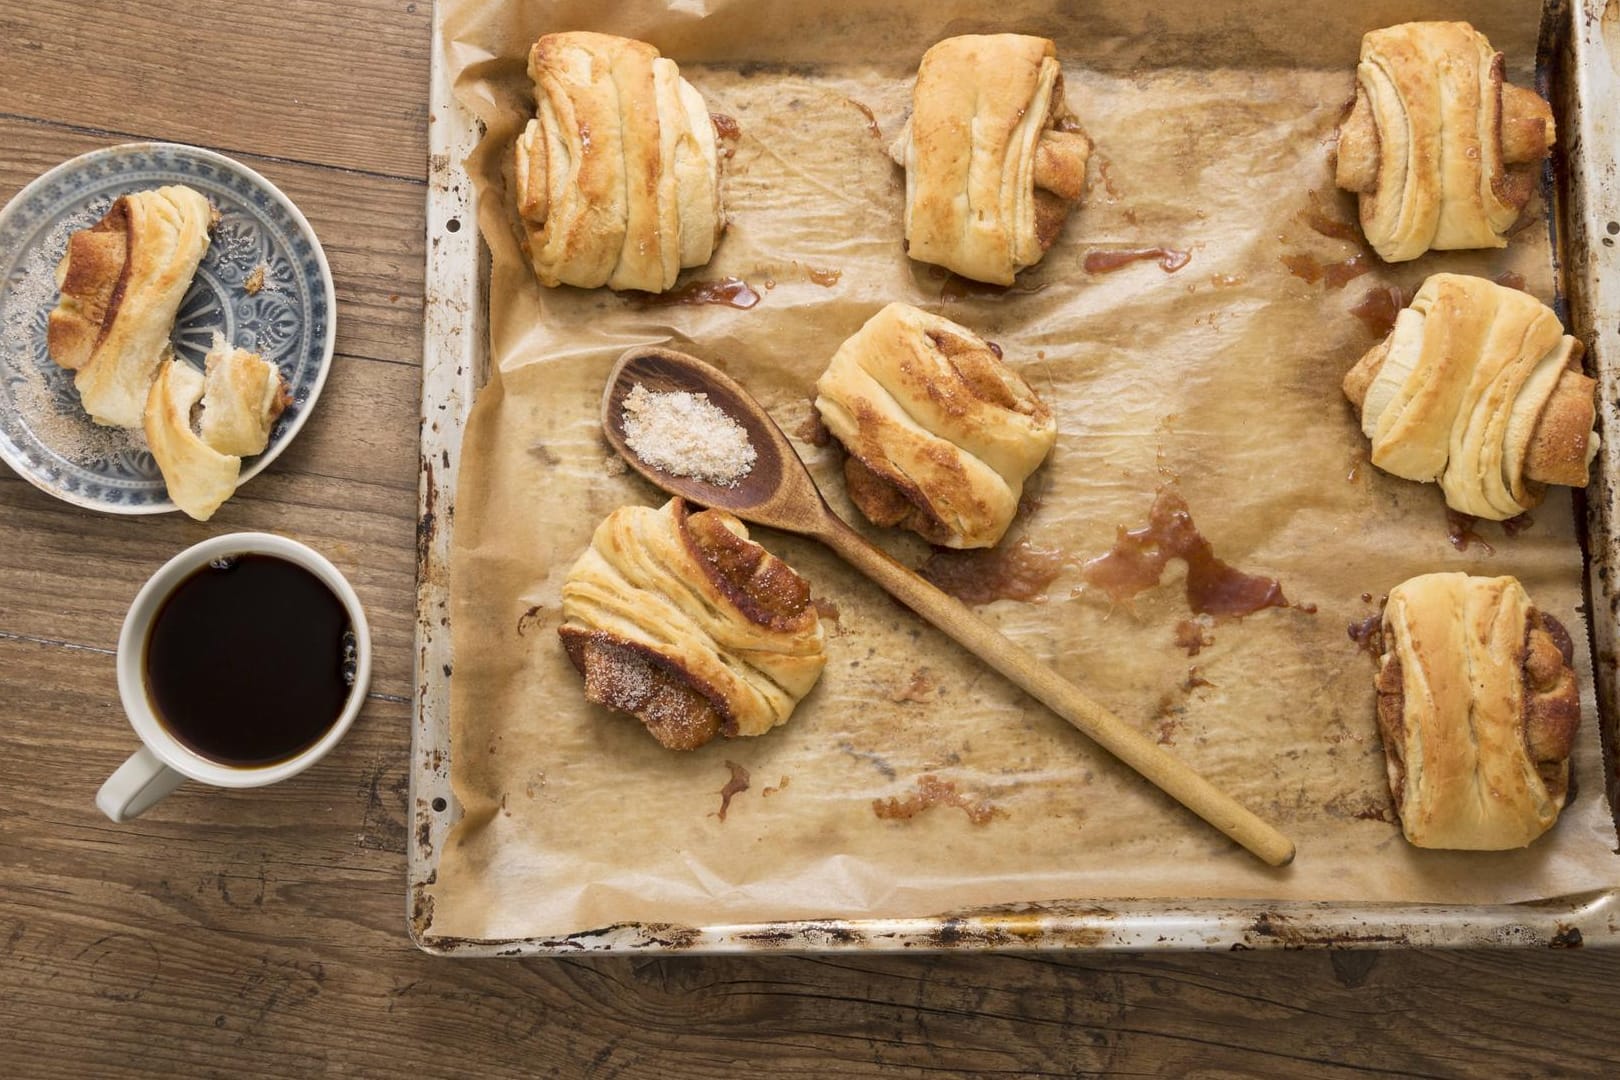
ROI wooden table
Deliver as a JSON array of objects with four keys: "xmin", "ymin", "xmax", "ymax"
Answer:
[{"xmin": 4, "ymin": 3, "xmax": 1620, "ymax": 1075}]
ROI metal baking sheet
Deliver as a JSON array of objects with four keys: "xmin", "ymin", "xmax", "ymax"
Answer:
[{"xmin": 408, "ymin": 0, "xmax": 1620, "ymax": 953}]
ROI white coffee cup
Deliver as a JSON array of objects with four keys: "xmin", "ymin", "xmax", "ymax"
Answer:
[{"xmin": 96, "ymin": 532, "xmax": 373, "ymax": 823}]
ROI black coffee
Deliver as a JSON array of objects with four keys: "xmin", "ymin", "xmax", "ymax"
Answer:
[{"xmin": 144, "ymin": 553, "xmax": 357, "ymax": 767}]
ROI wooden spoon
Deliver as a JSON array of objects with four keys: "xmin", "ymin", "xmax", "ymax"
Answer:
[{"xmin": 602, "ymin": 346, "xmax": 1295, "ymax": 867}]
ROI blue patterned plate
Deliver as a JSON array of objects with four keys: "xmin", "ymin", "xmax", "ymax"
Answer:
[{"xmin": 0, "ymin": 142, "xmax": 335, "ymax": 514}]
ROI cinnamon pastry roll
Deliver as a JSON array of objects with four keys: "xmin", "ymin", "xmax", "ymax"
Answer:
[
  {"xmin": 1335, "ymin": 21, "xmax": 1554, "ymax": 262},
  {"xmin": 890, "ymin": 34, "xmax": 1092, "ymax": 285},
  {"xmin": 558, "ymin": 498, "xmax": 827, "ymax": 750},
  {"xmin": 1374, "ymin": 573, "xmax": 1580, "ymax": 849},
  {"xmin": 47, "ymin": 185, "xmax": 214, "ymax": 428},
  {"xmin": 814, "ymin": 303, "xmax": 1056, "ymax": 549},
  {"xmin": 513, "ymin": 31, "xmax": 724, "ymax": 292},
  {"xmin": 1342, "ymin": 274, "xmax": 1596, "ymax": 520}
]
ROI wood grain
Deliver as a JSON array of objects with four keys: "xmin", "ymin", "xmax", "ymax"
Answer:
[
  {"xmin": 0, "ymin": 118, "xmax": 428, "ymax": 367},
  {"xmin": 4, "ymin": 1, "xmax": 1620, "ymax": 1077},
  {"xmin": 0, "ymin": 339, "xmax": 419, "ymax": 696},
  {"xmin": 0, "ymin": 0, "xmax": 431, "ymax": 180},
  {"xmin": 6, "ymin": 641, "xmax": 1620, "ymax": 1078}
]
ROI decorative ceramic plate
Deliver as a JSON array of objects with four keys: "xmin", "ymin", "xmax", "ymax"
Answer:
[{"xmin": 0, "ymin": 142, "xmax": 335, "ymax": 514}]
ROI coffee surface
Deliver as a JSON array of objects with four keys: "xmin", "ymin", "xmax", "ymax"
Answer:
[{"xmin": 145, "ymin": 554, "xmax": 355, "ymax": 767}]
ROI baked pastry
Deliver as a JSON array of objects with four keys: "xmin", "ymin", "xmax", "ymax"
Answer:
[
  {"xmin": 558, "ymin": 498, "xmax": 827, "ymax": 750},
  {"xmin": 143, "ymin": 337, "xmax": 287, "ymax": 521},
  {"xmin": 814, "ymin": 302, "xmax": 1056, "ymax": 549},
  {"xmin": 1342, "ymin": 274, "xmax": 1596, "ymax": 520},
  {"xmin": 47, "ymin": 185, "xmax": 214, "ymax": 427},
  {"xmin": 1336, "ymin": 21, "xmax": 1555, "ymax": 262},
  {"xmin": 1374, "ymin": 573, "xmax": 1580, "ymax": 849},
  {"xmin": 513, "ymin": 31, "xmax": 724, "ymax": 292},
  {"xmin": 144, "ymin": 359, "xmax": 241, "ymax": 522},
  {"xmin": 890, "ymin": 34, "xmax": 1092, "ymax": 285},
  {"xmin": 197, "ymin": 334, "xmax": 289, "ymax": 457}
]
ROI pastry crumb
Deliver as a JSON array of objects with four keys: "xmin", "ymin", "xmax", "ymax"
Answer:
[
  {"xmin": 889, "ymin": 667, "xmax": 939, "ymax": 704},
  {"xmin": 243, "ymin": 263, "xmax": 267, "ymax": 295},
  {"xmin": 873, "ymin": 774, "xmax": 1000, "ymax": 826}
]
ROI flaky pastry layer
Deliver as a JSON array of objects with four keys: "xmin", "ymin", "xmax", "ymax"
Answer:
[
  {"xmin": 1342, "ymin": 273, "xmax": 1596, "ymax": 520},
  {"xmin": 558, "ymin": 498, "xmax": 827, "ymax": 750},
  {"xmin": 47, "ymin": 185, "xmax": 214, "ymax": 428},
  {"xmin": 513, "ymin": 31, "xmax": 723, "ymax": 292},
  {"xmin": 1375, "ymin": 573, "xmax": 1579, "ymax": 849},
  {"xmin": 891, "ymin": 34, "xmax": 1092, "ymax": 285},
  {"xmin": 815, "ymin": 302, "xmax": 1056, "ymax": 549},
  {"xmin": 1335, "ymin": 21, "xmax": 1553, "ymax": 262}
]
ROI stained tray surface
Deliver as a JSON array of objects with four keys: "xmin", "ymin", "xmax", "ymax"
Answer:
[{"xmin": 410, "ymin": 0, "xmax": 1620, "ymax": 952}]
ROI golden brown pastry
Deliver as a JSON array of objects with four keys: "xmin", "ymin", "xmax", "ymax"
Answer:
[
  {"xmin": 814, "ymin": 302, "xmax": 1056, "ymax": 549},
  {"xmin": 1336, "ymin": 21, "xmax": 1554, "ymax": 262},
  {"xmin": 558, "ymin": 498, "xmax": 827, "ymax": 750},
  {"xmin": 144, "ymin": 359, "xmax": 241, "ymax": 522},
  {"xmin": 513, "ymin": 31, "xmax": 724, "ymax": 292},
  {"xmin": 142, "ymin": 337, "xmax": 287, "ymax": 521},
  {"xmin": 1374, "ymin": 573, "xmax": 1580, "ymax": 849},
  {"xmin": 1342, "ymin": 274, "xmax": 1596, "ymax": 520},
  {"xmin": 197, "ymin": 334, "xmax": 289, "ymax": 457},
  {"xmin": 47, "ymin": 186, "xmax": 214, "ymax": 427},
  {"xmin": 890, "ymin": 34, "xmax": 1092, "ymax": 285}
]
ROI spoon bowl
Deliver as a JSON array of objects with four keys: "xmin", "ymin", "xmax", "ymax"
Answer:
[
  {"xmin": 602, "ymin": 347, "xmax": 821, "ymax": 534},
  {"xmin": 600, "ymin": 344, "xmax": 1295, "ymax": 867}
]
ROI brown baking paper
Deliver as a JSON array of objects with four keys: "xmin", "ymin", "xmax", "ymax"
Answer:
[{"xmin": 429, "ymin": 0, "xmax": 1619, "ymax": 941}]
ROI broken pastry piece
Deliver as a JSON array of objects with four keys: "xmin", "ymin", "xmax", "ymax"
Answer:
[
  {"xmin": 815, "ymin": 303, "xmax": 1056, "ymax": 549},
  {"xmin": 47, "ymin": 185, "xmax": 214, "ymax": 428},
  {"xmin": 558, "ymin": 498, "xmax": 827, "ymax": 751},
  {"xmin": 144, "ymin": 360, "xmax": 239, "ymax": 521},
  {"xmin": 1342, "ymin": 274, "xmax": 1596, "ymax": 520},
  {"xmin": 1336, "ymin": 21, "xmax": 1554, "ymax": 262},
  {"xmin": 891, "ymin": 34, "xmax": 1092, "ymax": 285},
  {"xmin": 1374, "ymin": 573, "xmax": 1580, "ymax": 849},
  {"xmin": 143, "ymin": 336, "xmax": 288, "ymax": 521},
  {"xmin": 513, "ymin": 31, "xmax": 724, "ymax": 292},
  {"xmin": 199, "ymin": 334, "xmax": 291, "ymax": 457}
]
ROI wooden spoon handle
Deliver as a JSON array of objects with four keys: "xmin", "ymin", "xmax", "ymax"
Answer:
[{"xmin": 816, "ymin": 516, "xmax": 1296, "ymax": 868}]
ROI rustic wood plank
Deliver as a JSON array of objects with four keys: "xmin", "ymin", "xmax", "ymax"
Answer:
[
  {"xmin": 9, "ymin": 640, "xmax": 1620, "ymax": 1080},
  {"xmin": 0, "ymin": 114, "xmax": 423, "ymax": 698},
  {"xmin": 0, "ymin": 0, "xmax": 431, "ymax": 180},
  {"xmin": 0, "ymin": 636, "xmax": 412, "ymax": 856},
  {"xmin": 6, "ymin": 1, "xmax": 1620, "ymax": 1076},
  {"xmin": 0, "ymin": 346, "xmax": 418, "ymax": 696},
  {"xmin": 0, "ymin": 118, "xmax": 427, "ymax": 367}
]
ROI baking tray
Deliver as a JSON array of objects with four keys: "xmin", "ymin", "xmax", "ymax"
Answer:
[{"xmin": 409, "ymin": 0, "xmax": 1620, "ymax": 953}]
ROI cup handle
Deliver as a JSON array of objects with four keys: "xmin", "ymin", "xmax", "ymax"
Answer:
[{"xmin": 96, "ymin": 746, "xmax": 187, "ymax": 823}]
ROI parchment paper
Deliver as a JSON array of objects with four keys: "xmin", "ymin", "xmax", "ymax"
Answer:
[{"xmin": 430, "ymin": 0, "xmax": 1620, "ymax": 941}]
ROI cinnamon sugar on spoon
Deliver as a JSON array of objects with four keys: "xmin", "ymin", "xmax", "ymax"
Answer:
[{"xmin": 619, "ymin": 382, "xmax": 757, "ymax": 487}]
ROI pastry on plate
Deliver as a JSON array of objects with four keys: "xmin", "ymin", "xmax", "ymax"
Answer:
[
  {"xmin": 1374, "ymin": 573, "xmax": 1580, "ymax": 849},
  {"xmin": 890, "ymin": 34, "xmax": 1092, "ymax": 285},
  {"xmin": 814, "ymin": 302, "xmax": 1056, "ymax": 549},
  {"xmin": 144, "ymin": 359, "xmax": 240, "ymax": 522},
  {"xmin": 1342, "ymin": 273, "xmax": 1596, "ymax": 520},
  {"xmin": 143, "ymin": 336, "xmax": 288, "ymax": 521},
  {"xmin": 558, "ymin": 498, "xmax": 827, "ymax": 750},
  {"xmin": 46, "ymin": 185, "xmax": 215, "ymax": 428},
  {"xmin": 513, "ymin": 31, "xmax": 725, "ymax": 292},
  {"xmin": 1336, "ymin": 21, "xmax": 1554, "ymax": 262},
  {"xmin": 197, "ymin": 334, "xmax": 290, "ymax": 457}
]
